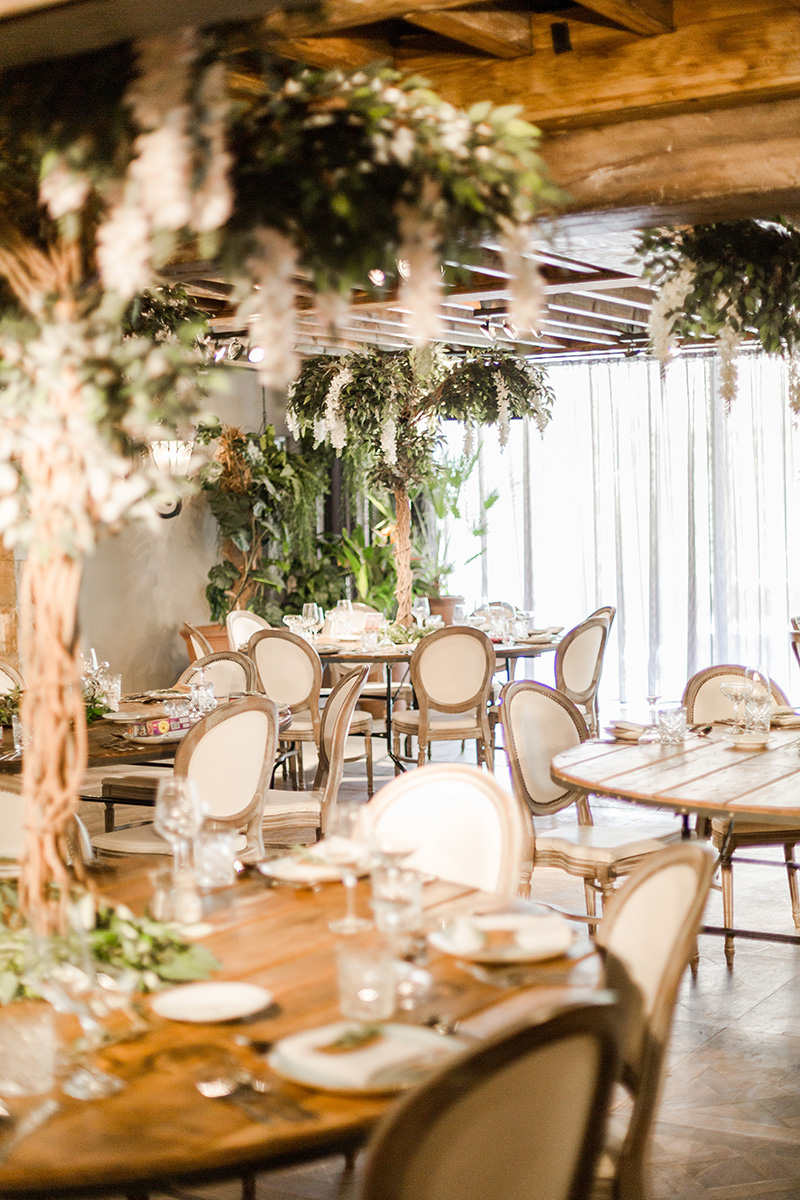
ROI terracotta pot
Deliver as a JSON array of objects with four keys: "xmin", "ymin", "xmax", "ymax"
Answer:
[{"xmin": 428, "ymin": 595, "xmax": 465, "ymax": 626}]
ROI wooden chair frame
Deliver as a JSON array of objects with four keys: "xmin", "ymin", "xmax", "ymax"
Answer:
[
  {"xmin": 360, "ymin": 997, "xmax": 621, "ymax": 1200},
  {"xmin": 180, "ymin": 622, "xmax": 213, "ymax": 661},
  {"xmin": 554, "ymin": 615, "xmax": 610, "ymax": 738},
  {"xmin": 0, "ymin": 659, "xmax": 24, "ymax": 693},
  {"xmin": 682, "ymin": 662, "xmax": 789, "ymax": 720},
  {"xmin": 176, "ymin": 650, "xmax": 257, "ymax": 693},
  {"xmin": 226, "ymin": 609, "xmax": 272, "ymax": 653},
  {"xmin": 248, "ymin": 629, "xmax": 323, "ymax": 788},
  {"xmin": 392, "ymin": 626, "xmax": 494, "ymax": 771}
]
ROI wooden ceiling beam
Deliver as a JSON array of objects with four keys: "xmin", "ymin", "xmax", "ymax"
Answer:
[
  {"xmin": 272, "ymin": 33, "xmax": 394, "ymax": 68},
  {"xmin": 401, "ymin": 9, "xmax": 800, "ymax": 129},
  {"xmin": 262, "ymin": 0, "xmax": 485, "ymax": 39},
  {"xmin": 403, "ymin": 8, "xmax": 532, "ymax": 58},
  {"xmin": 576, "ymin": 0, "xmax": 673, "ymax": 36}
]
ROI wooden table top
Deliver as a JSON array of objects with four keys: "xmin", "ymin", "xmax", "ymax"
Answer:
[
  {"xmin": 0, "ymin": 867, "xmax": 597, "ymax": 1198},
  {"xmin": 551, "ymin": 726, "xmax": 800, "ymax": 823},
  {"xmin": 318, "ymin": 638, "xmax": 559, "ymax": 664}
]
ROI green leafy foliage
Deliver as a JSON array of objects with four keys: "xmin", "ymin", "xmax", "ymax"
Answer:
[
  {"xmin": 0, "ymin": 686, "xmax": 21, "ymax": 728},
  {"xmin": 637, "ymin": 219, "xmax": 800, "ymax": 355},
  {"xmin": 337, "ymin": 525, "xmax": 398, "ymax": 614}
]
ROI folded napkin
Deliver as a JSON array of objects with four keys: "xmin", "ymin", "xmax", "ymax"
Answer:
[
  {"xmin": 772, "ymin": 711, "xmax": 800, "ymax": 727},
  {"xmin": 274, "ymin": 1023, "xmax": 455, "ymax": 1090},
  {"xmin": 441, "ymin": 913, "xmax": 572, "ymax": 960},
  {"xmin": 606, "ymin": 720, "xmax": 648, "ymax": 741}
]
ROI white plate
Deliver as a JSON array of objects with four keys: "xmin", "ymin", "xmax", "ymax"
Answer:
[
  {"xmin": 268, "ymin": 1022, "xmax": 465, "ymax": 1094},
  {"xmin": 428, "ymin": 912, "xmax": 574, "ymax": 963},
  {"xmin": 151, "ymin": 981, "xmax": 273, "ymax": 1023},
  {"xmin": 723, "ymin": 731, "xmax": 775, "ymax": 751},
  {"xmin": 103, "ymin": 710, "xmax": 156, "ymax": 723},
  {"xmin": 257, "ymin": 848, "xmax": 371, "ymax": 885},
  {"xmin": 121, "ymin": 729, "xmax": 188, "ymax": 745}
]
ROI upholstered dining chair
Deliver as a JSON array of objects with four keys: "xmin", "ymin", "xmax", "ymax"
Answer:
[
  {"xmin": 360, "ymin": 763, "xmax": 526, "ymax": 896},
  {"xmin": 682, "ymin": 663, "xmax": 798, "ymax": 964},
  {"xmin": 91, "ymin": 696, "xmax": 279, "ymax": 861},
  {"xmin": 391, "ymin": 626, "xmax": 494, "ymax": 772},
  {"xmin": 500, "ymin": 680, "xmax": 682, "ymax": 920},
  {"xmin": 554, "ymin": 615, "xmax": 611, "ymax": 737},
  {"xmin": 359, "ymin": 997, "xmax": 621, "ymax": 1200},
  {"xmin": 791, "ymin": 628, "xmax": 800, "ymax": 676},
  {"xmin": 260, "ymin": 665, "xmax": 370, "ymax": 844},
  {"xmin": 587, "ymin": 605, "xmax": 616, "ymax": 631},
  {"xmin": 0, "ymin": 659, "xmax": 24, "ymax": 694},
  {"xmin": 226, "ymin": 608, "xmax": 271, "ymax": 652},
  {"xmin": 176, "ymin": 650, "xmax": 257, "ymax": 697},
  {"xmin": 180, "ymin": 622, "xmax": 213, "ymax": 661},
  {"xmin": 594, "ymin": 843, "xmax": 715, "ymax": 1200}
]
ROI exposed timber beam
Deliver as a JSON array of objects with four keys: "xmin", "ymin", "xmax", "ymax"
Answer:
[
  {"xmin": 403, "ymin": 8, "xmax": 532, "ymax": 58},
  {"xmin": 263, "ymin": 0, "xmax": 485, "ymax": 39},
  {"xmin": 273, "ymin": 33, "xmax": 393, "ymax": 68},
  {"xmin": 576, "ymin": 0, "xmax": 672, "ymax": 36},
  {"xmin": 400, "ymin": 10, "xmax": 800, "ymax": 128},
  {"xmin": 540, "ymin": 94, "xmax": 800, "ymax": 227}
]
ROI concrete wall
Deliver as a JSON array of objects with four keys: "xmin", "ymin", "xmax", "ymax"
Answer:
[{"xmin": 77, "ymin": 367, "xmax": 288, "ymax": 693}]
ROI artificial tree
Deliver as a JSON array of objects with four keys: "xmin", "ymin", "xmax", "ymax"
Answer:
[
  {"xmin": 288, "ymin": 348, "xmax": 554, "ymax": 624},
  {"xmin": 0, "ymin": 31, "xmax": 554, "ymax": 931}
]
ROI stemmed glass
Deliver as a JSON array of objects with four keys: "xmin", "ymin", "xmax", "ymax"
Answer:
[
  {"xmin": 720, "ymin": 678, "xmax": 754, "ymax": 733},
  {"xmin": 638, "ymin": 694, "xmax": 661, "ymax": 744},
  {"xmin": 326, "ymin": 801, "xmax": 372, "ymax": 934},
  {"xmin": 302, "ymin": 603, "xmax": 323, "ymax": 644},
  {"xmin": 370, "ymin": 866, "xmax": 432, "ymax": 1011},
  {"xmin": 369, "ymin": 829, "xmax": 418, "ymax": 868},
  {"xmin": 411, "ymin": 597, "xmax": 430, "ymax": 629},
  {"xmin": 335, "ymin": 598, "xmax": 354, "ymax": 638},
  {"xmin": 154, "ymin": 778, "xmax": 206, "ymax": 874}
]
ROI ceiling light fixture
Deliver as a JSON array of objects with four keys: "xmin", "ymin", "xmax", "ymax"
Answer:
[
  {"xmin": 500, "ymin": 319, "xmax": 518, "ymax": 341},
  {"xmin": 247, "ymin": 345, "xmax": 265, "ymax": 364},
  {"xmin": 396, "ymin": 258, "xmax": 411, "ymax": 280},
  {"xmin": 368, "ymin": 268, "xmax": 386, "ymax": 286},
  {"xmin": 479, "ymin": 321, "xmax": 497, "ymax": 340},
  {"xmin": 227, "ymin": 338, "xmax": 245, "ymax": 361},
  {"xmin": 213, "ymin": 344, "xmax": 228, "ymax": 362}
]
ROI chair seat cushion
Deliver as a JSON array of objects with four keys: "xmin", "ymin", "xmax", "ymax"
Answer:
[
  {"xmin": 92, "ymin": 824, "xmax": 246, "ymax": 856},
  {"xmin": 536, "ymin": 822, "xmax": 682, "ymax": 869},
  {"xmin": 261, "ymin": 790, "xmax": 322, "ymax": 824},
  {"xmin": 392, "ymin": 711, "xmax": 483, "ymax": 736},
  {"xmin": 280, "ymin": 714, "xmax": 317, "ymax": 740},
  {"xmin": 711, "ymin": 817, "xmax": 800, "ymax": 842}
]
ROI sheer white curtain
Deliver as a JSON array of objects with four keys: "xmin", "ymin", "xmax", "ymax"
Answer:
[{"xmin": 445, "ymin": 352, "xmax": 800, "ymax": 710}]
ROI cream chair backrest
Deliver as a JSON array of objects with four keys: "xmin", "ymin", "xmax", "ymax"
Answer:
[
  {"xmin": 359, "ymin": 998, "xmax": 620, "ymax": 1200},
  {"xmin": 316, "ymin": 665, "xmax": 369, "ymax": 834},
  {"xmin": 411, "ymin": 626, "xmax": 493, "ymax": 713},
  {"xmin": 247, "ymin": 629, "xmax": 322, "ymax": 712},
  {"xmin": 555, "ymin": 617, "xmax": 608, "ymax": 705},
  {"xmin": 596, "ymin": 844, "xmax": 715, "ymax": 1200},
  {"xmin": 0, "ymin": 661, "xmax": 23, "ymax": 696},
  {"xmin": 226, "ymin": 609, "xmax": 271, "ymax": 652},
  {"xmin": 501, "ymin": 681, "xmax": 590, "ymax": 817},
  {"xmin": 174, "ymin": 695, "xmax": 278, "ymax": 860},
  {"xmin": 682, "ymin": 664, "xmax": 789, "ymax": 724},
  {"xmin": 362, "ymin": 764, "xmax": 525, "ymax": 896},
  {"xmin": 588, "ymin": 605, "xmax": 616, "ymax": 631},
  {"xmin": 182, "ymin": 622, "xmax": 213, "ymax": 661},
  {"xmin": 177, "ymin": 651, "xmax": 257, "ymax": 697},
  {"xmin": 0, "ymin": 784, "xmax": 24, "ymax": 860}
]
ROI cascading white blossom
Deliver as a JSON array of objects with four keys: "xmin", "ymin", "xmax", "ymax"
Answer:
[
  {"xmin": 380, "ymin": 416, "xmax": 398, "ymax": 466},
  {"xmin": 716, "ymin": 324, "xmax": 740, "ymax": 413},
  {"xmin": 285, "ymin": 407, "xmax": 301, "ymax": 439},
  {"xmin": 95, "ymin": 204, "xmax": 152, "ymax": 299},
  {"xmin": 494, "ymin": 373, "xmax": 511, "ymax": 449},
  {"xmin": 649, "ymin": 264, "xmax": 695, "ymax": 365},
  {"xmin": 239, "ymin": 229, "xmax": 299, "ymax": 391},
  {"xmin": 499, "ymin": 222, "xmax": 544, "ymax": 334},
  {"xmin": 313, "ymin": 417, "xmax": 328, "ymax": 447},
  {"xmin": 788, "ymin": 353, "xmax": 800, "ymax": 416},
  {"xmin": 397, "ymin": 187, "xmax": 443, "ymax": 346},
  {"xmin": 39, "ymin": 159, "xmax": 91, "ymax": 220},
  {"xmin": 463, "ymin": 421, "xmax": 475, "ymax": 459},
  {"xmin": 192, "ymin": 61, "xmax": 234, "ymax": 233},
  {"xmin": 323, "ymin": 366, "xmax": 353, "ymax": 452},
  {"xmin": 315, "ymin": 292, "xmax": 350, "ymax": 335}
]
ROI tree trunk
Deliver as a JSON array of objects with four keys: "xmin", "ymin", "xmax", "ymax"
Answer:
[
  {"xmin": 18, "ymin": 552, "xmax": 87, "ymax": 935},
  {"xmin": 393, "ymin": 485, "xmax": 413, "ymax": 627}
]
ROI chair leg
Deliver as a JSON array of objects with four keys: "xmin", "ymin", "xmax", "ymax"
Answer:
[
  {"xmin": 785, "ymin": 844, "xmax": 800, "ymax": 929},
  {"xmin": 296, "ymin": 741, "xmax": 305, "ymax": 790},
  {"xmin": 583, "ymin": 880, "xmax": 598, "ymax": 935},
  {"xmin": 690, "ymin": 936, "xmax": 700, "ymax": 978},
  {"xmin": 364, "ymin": 731, "xmax": 374, "ymax": 797},
  {"xmin": 417, "ymin": 738, "xmax": 427, "ymax": 768},
  {"xmin": 720, "ymin": 856, "xmax": 735, "ymax": 967},
  {"xmin": 393, "ymin": 729, "xmax": 402, "ymax": 776},
  {"xmin": 482, "ymin": 737, "xmax": 494, "ymax": 774},
  {"xmin": 241, "ymin": 1174, "xmax": 256, "ymax": 1200}
]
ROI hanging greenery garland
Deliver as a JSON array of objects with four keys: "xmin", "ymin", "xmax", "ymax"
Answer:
[
  {"xmin": 636, "ymin": 219, "xmax": 800, "ymax": 411},
  {"xmin": 288, "ymin": 347, "xmax": 554, "ymax": 624}
]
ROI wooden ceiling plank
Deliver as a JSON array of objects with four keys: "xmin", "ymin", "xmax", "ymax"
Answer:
[
  {"xmin": 271, "ymin": 33, "xmax": 393, "ymax": 69},
  {"xmin": 576, "ymin": 0, "xmax": 673, "ymax": 36},
  {"xmin": 263, "ymin": 0, "xmax": 483, "ymax": 39},
  {"xmin": 403, "ymin": 8, "xmax": 532, "ymax": 58},
  {"xmin": 401, "ymin": 8, "xmax": 800, "ymax": 128}
]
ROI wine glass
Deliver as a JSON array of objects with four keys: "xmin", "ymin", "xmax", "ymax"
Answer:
[
  {"xmin": 302, "ymin": 603, "xmax": 323, "ymax": 644},
  {"xmin": 411, "ymin": 597, "xmax": 430, "ymax": 629},
  {"xmin": 369, "ymin": 829, "xmax": 418, "ymax": 868},
  {"xmin": 335, "ymin": 598, "xmax": 354, "ymax": 638},
  {"xmin": 720, "ymin": 678, "xmax": 754, "ymax": 732},
  {"xmin": 743, "ymin": 667, "xmax": 772, "ymax": 733},
  {"xmin": 325, "ymin": 801, "xmax": 372, "ymax": 934},
  {"xmin": 370, "ymin": 866, "xmax": 432, "ymax": 1011},
  {"xmin": 154, "ymin": 778, "xmax": 206, "ymax": 873},
  {"xmin": 638, "ymin": 694, "xmax": 661, "ymax": 744}
]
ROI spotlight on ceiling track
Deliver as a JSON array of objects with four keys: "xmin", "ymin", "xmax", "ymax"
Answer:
[
  {"xmin": 479, "ymin": 321, "xmax": 497, "ymax": 340},
  {"xmin": 247, "ymin": 345, "xmax": 265, "ymax": 364},
  {"xmin": 396, "ymin": 258, "xmax": 411, "ymax": 280},
  {"xmin": 227, "ymin": 338, "xmax": 245, "ymax": 361},
  {"xmin": 213, "ymin": 344, "xmax": 228, "ymax": 362},
  {"xmin": 368, "ymin": 268, "xmax": 386, "ymax": 286},
  {"xmin": 500, "ymin": 319, "xmax": 518, "ymax": 341}
]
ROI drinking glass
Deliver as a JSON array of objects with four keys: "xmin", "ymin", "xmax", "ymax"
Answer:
[
  {"xmin": 638, "ymin": 694, "xmax": 661, "ymax": 744},
  {"xmin": 370, "ymin": 867, "xmax": 432, "ymax": 1010},
  {"xmin": 743, "ymin": 667, "xmax": 772, "ymax": 732},
  {"xmin": 302, "ymin": 603, "xmax": 323, "ymax": 644},
  {"xmin": 98, "ymin": 670, "xmax": 122, "ymax": 711},
  {"xmin": 0, "ymin": 1003, "xmax": 56, "ymax": 1096},
  {"xmin": 326, "ymin": 801, "xmax": 372, "ymax": 934},
  {"xmin": 194, "ymin": 829, "xmax": 237, "ymax": 889},
  {"xmin": 10, "ymin": 713, "xmax": 27, "ymax": 758},
  {"xmin": 154, "ymin": 778, "xmax": 206, "ymax": 873},
  {"xmin": 452, "ymin": 603, "xmax": 467, "ymax": 626},
  {"xmin": 720, "ymin": 679, "xmax": 754, "ymax": 732},
  {"xmin": 411, "ymin": 597, "xmax": 430, "ymax": 629},
  {"xmin": 336, "ymin": 944, "xmax": 396, "ymax": 1022},
  {"xmin": 335, "ymin": 598, "xmax": 354, "ymax": 638},
  {"xmin": 657, "ymin": 703, "xmax": 687, "ymax": 744}
]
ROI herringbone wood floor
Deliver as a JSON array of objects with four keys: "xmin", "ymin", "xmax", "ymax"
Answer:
[{"xmin": 88, "ymin": 738, "xmax": 800, "ymax": 1200}]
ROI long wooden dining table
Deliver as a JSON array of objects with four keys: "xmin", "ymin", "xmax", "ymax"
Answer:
[{"xmin": 0, "ymin": 862, "xmax": 598, "ymax": 1198}]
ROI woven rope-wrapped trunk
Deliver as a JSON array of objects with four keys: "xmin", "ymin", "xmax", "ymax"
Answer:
[{"xmin": 393, "ymin": 485, "xmax": 413, "ymax": 628}]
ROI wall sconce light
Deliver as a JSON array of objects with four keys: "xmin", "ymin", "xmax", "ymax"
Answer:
[{"xmin": 149, "ymin": 438, "xmax": 194, "ymax": 519}]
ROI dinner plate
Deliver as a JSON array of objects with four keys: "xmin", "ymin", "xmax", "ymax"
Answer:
[
  {"xmin": 151, "ymin": 981, "xmax": 273, "ymax": 1023},
  {"xmin": 268, "ymin": 1022, "xmax": 466, "ymax": 1094},
  {"xmin": 428, "ymin": 912, "xmax": 574, "ymax": 963},
  {"xmin": 257, "ymin": 844, "xmax": 371, "ymax": 884},
  {"xmin": 722, "ymin": 731, "xmax": 775, "ymax": 751},
  {"xmin": 102, "ymin": 709, "xmax": 154, "ymax": 723},
  {"xmin": 121, "ymin": 729, "xmax": 188, "ymax": 745}
]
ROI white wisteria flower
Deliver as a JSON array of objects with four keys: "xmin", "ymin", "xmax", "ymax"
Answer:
[
  {"xmin": 240, "ymin": 228, "xmax": 299, "ymax": 391},
  {"xmin": 380, "ymin": 416, "xmax": 398, "ymax": 466},
  {"xmin": 716, "ymin": 324, "xmax": 740, "ymax": 412},
  {"xmin": 39, "ymin": 158, "xmax": 91, "ymax": 220},
  {"xmin": 494, "ymin": 373, "xmax": 511, "ymax": 448},
  {"xmin": 96, "ymin": 204, "xmax": 152, "ymax": 299},
  {"xmin": 649, "ymin": 264, "xmax": 695, "ymax": 365}
]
